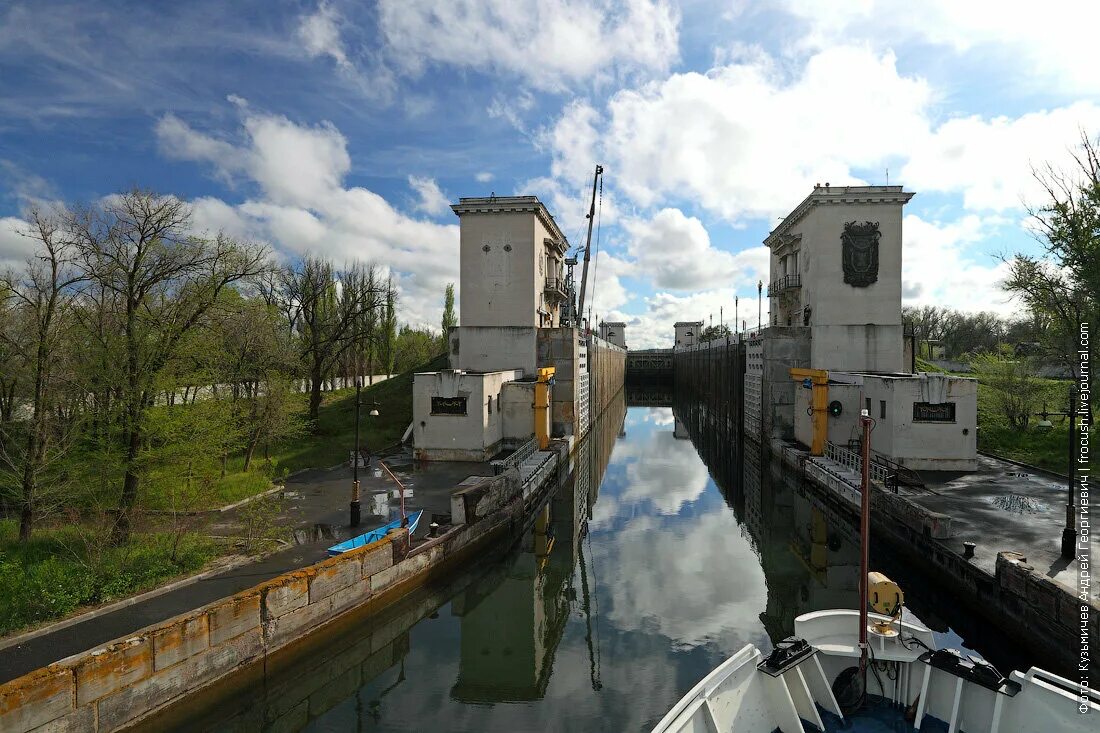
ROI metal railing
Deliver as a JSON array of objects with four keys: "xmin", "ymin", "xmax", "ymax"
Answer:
[
  {"xmin": 871, "ymin": 449, "xmax": 926, "ymax": 492},
  {"xmin": 767, "ymin": 274, "xmax": 801, "ymax": 297},
  {"xmin": 824, "ymin": 441, "xmax": 890, "ymax": 485},
  {"xmin": 544, "ymin": 277, "xmax": 566, "ymax": 294},
  {"xmin": 492, "ymin": 437, "xmax": 538, "ymax": 474}
]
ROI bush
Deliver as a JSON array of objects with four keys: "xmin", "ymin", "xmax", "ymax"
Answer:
[{"xmin": 0, "ymin": 521, "xmax": 218, "ymax": 636}]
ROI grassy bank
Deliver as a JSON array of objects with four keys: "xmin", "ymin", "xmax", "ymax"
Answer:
[
  {"xmin": 0, "ymin": 356, "xmax": 443, "ymax": 638},
  {"xmin": 0, "ymin": 519, "xmax": 220, "ymax": 636},
  {"xmin": 919, "ymin": 357, "xmax": 1080, "ymax": 473},
  {"xmin": 975, "ymin": 376, "xmax": 1077, "ymax": 474},
  {"xmin": 133, "ymin": 353, "xmax": 446, "ymax": 510}
]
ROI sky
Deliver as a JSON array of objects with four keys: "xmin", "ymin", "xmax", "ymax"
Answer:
[{"xmin": 1, "ymin": 0, "xmax": 1097, "ymax": 348}]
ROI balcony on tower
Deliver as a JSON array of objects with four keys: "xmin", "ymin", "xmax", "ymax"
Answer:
[{"xmin": 767, "ymin": 273, "xmax": 802, "ymax": 297}]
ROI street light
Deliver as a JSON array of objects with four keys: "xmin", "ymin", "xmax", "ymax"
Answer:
[
  {"xmin": 757, "ymin": 280, "xmax": 763, "ymax": 331},
  {"xmin": 351, "ymin": 379, "xmax": 380, "ymax": 528}
]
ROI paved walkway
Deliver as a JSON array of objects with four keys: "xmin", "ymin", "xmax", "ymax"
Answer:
[
  {"xmin": 900, "ymin": 455, "xmax": 1090, "ymax": 590},
  {"xmin": 0, "ymin": 451, "xmax": 493, "ymax": 685}
]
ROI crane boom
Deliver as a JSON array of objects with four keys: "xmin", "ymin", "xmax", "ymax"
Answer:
[{"xmin": 575, "ymin": 164, "xmax": 603, "ymax": 328}]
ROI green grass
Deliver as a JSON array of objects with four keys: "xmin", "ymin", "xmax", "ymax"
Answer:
[
  {"xmin": 0, "ymin": 519, "xmax": 220, "ymax": 636},
  {"xmin": 975, "ymin": 375, "xmax": 1078, "ymax": 474},
  {"xmin": 137, "ymin": 353, "xmax": 447, "ymax": 509},
  {"xmin": 264, "ymin": 353, "xmax": 447, "ymax": 475}
]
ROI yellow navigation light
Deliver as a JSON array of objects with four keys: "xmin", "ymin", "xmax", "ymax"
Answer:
[{"xmin": 868, "ymin": 571, "xmax": 904, "ymax": 635}]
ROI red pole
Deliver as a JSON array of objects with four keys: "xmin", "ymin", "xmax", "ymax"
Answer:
[
  {"xmin": 378, "ymin": 460, "xmax": 407, "ymax": 527},
  {"xmin": 858, "ymin": 411, "xmax": 873, "ymax": 683}
]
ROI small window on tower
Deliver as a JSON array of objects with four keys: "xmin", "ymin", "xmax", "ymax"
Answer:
[{"xmin": 880, "ymin": 400, "xmax": 887, "ymax": 420}]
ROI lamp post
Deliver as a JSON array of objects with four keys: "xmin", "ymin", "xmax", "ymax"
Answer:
[
  {"xmin": 1062, "ymin": 385, "xmax": 1078, "ymax": 558},
  {"xmin": 757, "ymin": 280, "xmax": 763, "ymax": 331}
]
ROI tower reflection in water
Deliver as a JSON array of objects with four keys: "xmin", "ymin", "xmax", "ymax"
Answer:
[{"xmin": 451, "ymin": 388, "xmax": 622, "ymax": 703}]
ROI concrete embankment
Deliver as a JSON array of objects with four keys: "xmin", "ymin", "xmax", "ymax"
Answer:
[
  {"xmin": 770, "ymin": 439, "xmax": 1099, "ymax": 685},
  {"xmin": 0, "ymin": 441, "xmax": 574, "ymax": 732}
]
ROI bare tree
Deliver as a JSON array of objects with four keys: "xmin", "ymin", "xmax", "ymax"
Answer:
[
  {"xmin": 0, "ymin": 209, "xmax": 85, "ymax": 540},
  {"xmin": 276, "ymin": 257, "xmax": 387, "ymax": 423},
  {"xmin": 70, "ymin": 190, "xmax": 268, "ymax": 542}
]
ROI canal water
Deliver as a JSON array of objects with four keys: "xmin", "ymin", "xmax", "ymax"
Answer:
[{"xmin": 150, "ymin": 395, "xmax": 1030, "ymax": 732}]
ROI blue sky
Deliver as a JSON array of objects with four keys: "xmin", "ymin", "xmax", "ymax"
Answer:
[{"xmin": 1, "ymin": 1, "xmax": 1097, "ymax": 347}]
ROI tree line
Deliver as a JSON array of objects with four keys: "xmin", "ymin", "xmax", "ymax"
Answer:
[{"xmin": 0, "ymin": 190, "xmax": 444, "ymax": 543}]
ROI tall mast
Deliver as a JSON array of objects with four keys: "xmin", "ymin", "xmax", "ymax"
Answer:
[{"xmin": 575, "ymin": 164, "xmax": 603, "ymax": 328}]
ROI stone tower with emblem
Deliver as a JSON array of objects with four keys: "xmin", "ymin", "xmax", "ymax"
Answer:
[{"xmin": 764, "ymin": 185, "xmax": 914, "ymax": 373}]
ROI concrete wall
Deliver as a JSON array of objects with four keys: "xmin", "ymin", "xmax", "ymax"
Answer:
[
  {"xmin": 449, "ymin": 325, "xmax": 538, "ymax": 376},
  {"xmin": 792, "ymin": 372, "xmax": 978, "ymax": 470},
  {"xmin": 793, "ymin": 380, "xmax": 864, "ymax": 450},
  {"xmin": 863, "ymin": 373, "xmax": 978, "ymax": 471},
  {"xmin": 760, "ymin": 327, "xmax": 811, "ymax": 440},
  {"xmin": 413, "ymin": 369, "xmax": 521, "ymax": 461},
  {"xmin": 458, "ymin": 210, "xmax": 539, "ymax": 328},
  {"xmin": 501, "ymin": 380, "xmax": 536, "ymax": 443},
  {"xmin": 674, "ymin": 322, "xmax": 703, "ymax": 349},
  {"xmin": 537, "ymin": 328, "xmax": 583, "ymax": 437},
  {"xmin": 454, "ymin": 198, "xmax": 567, "ymax": 330},
  {"xmin": 599, "ymin": 322, "xmax": 627, "ymax": 349},
  {"xmin": 587, "ymin": 335, "xmax": 626, "ymax": 418},
  {"xmin": 0, "ymin": 530, "xmax": 412, "ymax": 733}
]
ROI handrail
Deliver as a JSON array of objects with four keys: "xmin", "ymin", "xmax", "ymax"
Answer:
[
  {"xmin": 492, "ymin": 437, "xmax": 538, "ymax": 474},
  {"xmin": 767, "ymin": 274, "xmax": 802, "ymax": 296},
  {"xmin": 824, "ymin": 441, "xmax": 891, "ymax": 486}
]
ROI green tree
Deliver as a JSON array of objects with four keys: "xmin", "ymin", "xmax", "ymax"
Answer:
[
  {"xmin": 0, "ymin": 209, "xmax": 85, "ymax": 540},
  {"xmin": 394, "ymin": 325, "xmax": 440, "ymax": 373},
  {"xmin": 970, "ymin": 347, "xmax": 1046, "ymax": 431},
  {"xmin": 71, "ymin": 190, "xmax": 268, "ymax": 541},
  {"xmin": 380, "ymin": 277, "xmax": 398, "ymax": 376},
  {"xmin": 699, "ymin": 324, "xmax": 731, "ymax": 342},
  {"xmin": 1005, "ymin": 131, "xmax": 1099, "ymax": 372},
  {"xmin": 440, "ymin": 282, "xmax": 456, "ymax": 350},
  {"xmin": 276, "ymin": 258, "xmax": 385, "ymax": 423}
]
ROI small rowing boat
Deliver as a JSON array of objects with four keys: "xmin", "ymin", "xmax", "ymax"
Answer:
[{"xmin": 326, "ymin": 510, "xmax": 423, "ymax": 557}]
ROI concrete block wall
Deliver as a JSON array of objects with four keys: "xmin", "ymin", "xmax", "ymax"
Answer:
[
  {"xmin": 587, "ymin": 336, "xmax": 626, "ymax": 418},
  {"xmin": 760, "ymin": 327, "xmax": 810, "ymax": 441},
  {"xmin": 537, "ymin": 327, "xmax": 582, "ymax": 437},
  {"xmin": 996, "ymin": 552, "xmax": 1100, "ymax": 686},
  {"xmin": 0, "ymin": 530, "xmax": 412, "ymax": 733}
]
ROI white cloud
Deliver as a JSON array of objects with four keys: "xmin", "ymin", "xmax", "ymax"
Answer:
[
  {"xmin": 156, "ymin": 108, "xmax": 458, "ymax": 328},
  {"xmin": 593, "ymin": 511, "xmax": 768, "ymax": 649},
  {"xmin": 0, "ymin": 216, "xmax": 36, "ymax": 271},
  {"xmin": 901, "ymin": 102, "xmax": 1100, "ymax": 211},
  {"xmin": 546, "ymin": 45, "xmax": 931, "ymax": 223},
  {"xmin": 901, "ymin": 213, "xmax": 1016, "ymax": 315},
  {"xmin": 377, "ymin": 0, "xmax": 680, "ymax": 92},
  {"xmin": 157, "ymin": 110, "xmax": 351, "ymax": 208},
  {"xmin": 297, "ymin": 1, "xmax": 350, "ymax": 71},
  {"xmin": 474, "ymin": 171, "xmax": 493, "ymax": 183},
  {"xmin": 778, "ymin": 0, "xmax": 1100, "ymax": 97},
  {"xmin": 407, "ymin": 175, "xmax": 451, "ymax": 217},
  {"xmin": 623, "ymin": 208, "xmax": 759, "ymax": 291}
]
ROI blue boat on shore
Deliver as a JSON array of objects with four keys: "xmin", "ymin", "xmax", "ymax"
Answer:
[{"xmin": 326, "ymin": 510, "xmax": 423, "ymax": 557}]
